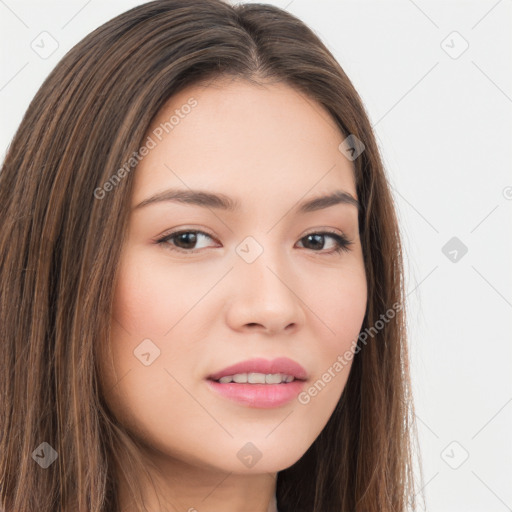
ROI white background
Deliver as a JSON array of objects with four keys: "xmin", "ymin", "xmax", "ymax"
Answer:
[{"xmin": 1, "ymin": 1, "xmax": 511, "ymax": 510}]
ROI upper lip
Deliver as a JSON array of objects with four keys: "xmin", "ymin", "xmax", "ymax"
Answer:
[{"xmin": 207, "ymin": 357, "xmax": 308, "ymax": 381}]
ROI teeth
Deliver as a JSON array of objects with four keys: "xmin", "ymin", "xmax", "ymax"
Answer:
[
  {"xmin": 216, "ymin": 373, "xmax": 295, "ymax": 384},
  {"xmin": 233, "ymin": 373, "xmax": 248, "ymax": 383}
]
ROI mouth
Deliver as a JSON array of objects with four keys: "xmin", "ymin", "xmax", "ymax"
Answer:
[
  {"xmin": 205, "ymin": 357, "xmax": 308, "ymax": 408},
  {"xmin": 206, "ymin": 356, "xmax": 308, "ymax": 382},
  {"xmin": 207, "ymin": 372, "xmax": 305, "ymax": 384}
]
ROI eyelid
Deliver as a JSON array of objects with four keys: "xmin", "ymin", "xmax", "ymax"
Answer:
[
  {"xmin": 156, "ymin": 226, "xmax": 349, "ymax": 240},
  {"xmin": 154, "ymin": 226, "xmax": 218, "ymax": 242},
  {"xmin": 301, "ymin": 227, "xmax": 345, "ymax": 238}
]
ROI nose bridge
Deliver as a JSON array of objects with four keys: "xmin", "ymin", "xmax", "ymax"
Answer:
[
  {"xmin": 236, "ymin": 233, "xmax": 291, "ymax": 297},
  {"xmin": 229, "ymin": 232, "xmax": 304, "ymax": 331}
]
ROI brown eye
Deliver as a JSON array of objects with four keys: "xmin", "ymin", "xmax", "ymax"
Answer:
[
  {"xmin": 157, "ymin": 230, "xmax": 217, "ymax": 253},
  {"xmin": 297, "ymin": 232, "xmax": 352, "ymax": 254},
  {"xmin": 156, "ymin": 229, "xmax": 353, "ymax": 255}
]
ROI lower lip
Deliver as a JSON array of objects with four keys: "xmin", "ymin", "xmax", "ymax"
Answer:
[{"xmin": 205, "ymin": 379, "xmax": 306, "ymax": 408}]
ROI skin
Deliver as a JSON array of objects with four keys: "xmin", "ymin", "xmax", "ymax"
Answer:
[{"xmin": 99, "ymin": 76, "xmax": 368, "ymax": 512}]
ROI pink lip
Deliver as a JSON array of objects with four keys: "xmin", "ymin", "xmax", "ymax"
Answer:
[
  {"xmin": 206, "ymin": 379, "xmax": 306, "ymax": 408},
  {"xmin": 205, "ymin": 357, "xmax": 308, "ymax": 409},
  {"xmin": 206, "ymin": 357, "xmax": 308, "ymax": 381}
]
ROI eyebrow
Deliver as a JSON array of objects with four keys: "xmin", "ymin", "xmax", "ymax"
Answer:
[{"xmin": 133, "ymin": 188, "xmax": 361, "ymax": 213}]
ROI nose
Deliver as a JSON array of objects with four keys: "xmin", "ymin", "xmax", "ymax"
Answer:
[{"xmin": 224, "ymin": 246, "xmax": 306, "ymax": 335}]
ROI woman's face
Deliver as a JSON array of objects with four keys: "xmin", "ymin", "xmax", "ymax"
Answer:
[{"xmin": 101, "ymin": 77, "xmax": 367, "ymax": 477}]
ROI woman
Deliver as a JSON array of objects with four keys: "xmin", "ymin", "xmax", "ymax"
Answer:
[{"xmin": 0, "ymin": 1, "xmax": 422, "ymax": 511}]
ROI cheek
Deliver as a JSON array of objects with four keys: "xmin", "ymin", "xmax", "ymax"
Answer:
[
  {"xmin": 104, "ymin": 255, "xmax": 193, "ymax": 437},
  {"xmin": 311, "ymin": 264, "xmax": 368, "ymax": 352},
  {"xmin": 292, "ymin": 263, "xmax": 366, "ymax": 407},
  {"xmin": 111, "ymin": 251, "xmax": 197, "ymax": 336},
  {"xmin": 296, "ymin": 273, "xmax": 366, "ymax": 432}
]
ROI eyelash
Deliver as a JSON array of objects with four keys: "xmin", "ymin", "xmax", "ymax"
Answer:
[{"xmin": 155, "ymin": 229, "xmax": 353, "ymax": 255}]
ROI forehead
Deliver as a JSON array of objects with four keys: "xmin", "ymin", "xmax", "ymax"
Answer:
[{"xmin": 132, "ymin": 77, "xmax": 357, "ymax": 209}]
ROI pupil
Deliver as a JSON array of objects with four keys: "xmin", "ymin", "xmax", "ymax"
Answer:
[
  {"xmin": 178, "ymin": 232, "xmax": 197, "ymax": 249},
  {"xmin": 307, "ymin": 234, "xmax": 323, "ymax": 250}
]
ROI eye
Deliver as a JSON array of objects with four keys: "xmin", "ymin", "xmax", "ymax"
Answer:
[
  {"xmin": 155, "ymin": 229, "xmax": 353, "ymax": 255},
  {"xmin": 156, "ymin": 229, "xmax": 218, "ymax": 254},
  {"xmin": 296, "ymin": 231, "xmax": 353, "ymax": 254}
]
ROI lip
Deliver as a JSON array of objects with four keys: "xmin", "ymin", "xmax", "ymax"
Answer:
[
  {"xmin": 206, "ymin": 379, "xmax": 306, "ymax": 408},
  {"xmin": 206, "ymin": 357, "xmax": 308, "ymax": 381},
  {"xmin": 205, "ymin": 357, "xmax": 308, "ymax": 409}
]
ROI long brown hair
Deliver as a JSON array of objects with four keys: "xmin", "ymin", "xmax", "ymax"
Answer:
[{"xmin": 0, "ymin": 1, "xmax": 422, "ymax": 510}]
